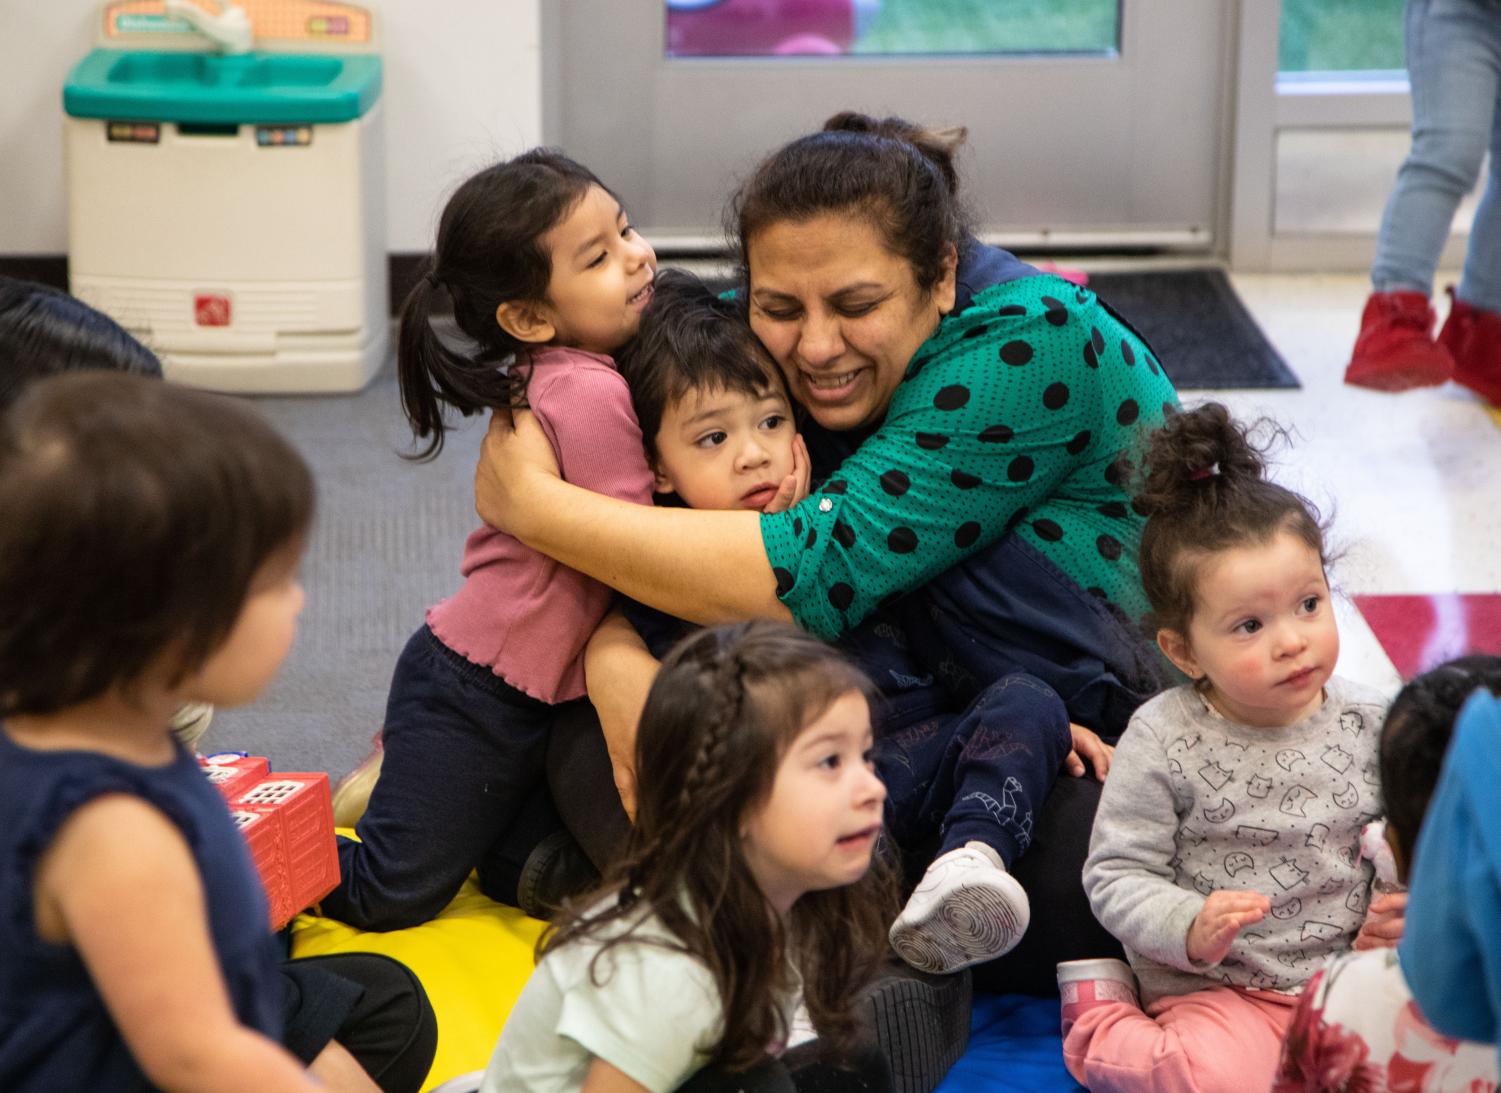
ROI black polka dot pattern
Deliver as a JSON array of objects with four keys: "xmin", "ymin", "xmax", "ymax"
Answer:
[
  {"xmin": 757, "ymin": 271, "xmax": 1178, "ymax": 641},
  {"xmin": 880, "ymin": 469, "xmax": 911, "ymax": 497},
  {"xmin": 1000, "ymin": 341, "xmax": 1033, "ymax": 366},
  {"xmin": 888, "ymin": 527, "xmax": 918, "ymax": 554},
  {"xmin": 774, "ymin": 567, "xmax": 795, "ymax": 595},
  {"xmin": 934, "ymin": 385, "xmax": 971, "ymax": 410}
]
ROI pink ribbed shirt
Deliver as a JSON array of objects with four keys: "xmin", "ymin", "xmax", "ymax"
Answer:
[{"xmin": 425, "ymin": 347, "xmax": 655, "ymax": 703}]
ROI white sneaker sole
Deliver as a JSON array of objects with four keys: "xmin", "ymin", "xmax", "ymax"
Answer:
[{"xmin": 889, "ymin": 872, "xmax": 1030, "ymax": 974}]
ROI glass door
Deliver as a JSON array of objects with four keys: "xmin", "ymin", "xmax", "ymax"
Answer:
[{"xmin": 544, "ymin": 0, "xmax": 1233, "ymax": 252}]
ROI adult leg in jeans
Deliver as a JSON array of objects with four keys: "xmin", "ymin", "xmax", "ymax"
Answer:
[
  {"xmin": 321, "ymin": 627, "xmax": 557, "ymax": 931},
  {"xmin": 1373, "ymin": 0, "xmax": 1501, "ymax": 299},
  {"xmin": 1458, "ymin": 13, "xmax": 1501, "ymax": 314}
]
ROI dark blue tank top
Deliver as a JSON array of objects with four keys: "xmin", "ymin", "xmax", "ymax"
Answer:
[{"xmin": 0, "ymin": 726, "xmax": 283, "ymax": 1091}]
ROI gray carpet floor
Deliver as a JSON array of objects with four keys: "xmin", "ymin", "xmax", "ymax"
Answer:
[{"xmin": 206, "ymin": 343, "xmax": 482, "ymax": 779}]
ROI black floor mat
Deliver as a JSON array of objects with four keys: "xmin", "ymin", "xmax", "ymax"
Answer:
[{"xmin": 1086, "ymin": 268, "xmax": 1299, "ymax": 390}]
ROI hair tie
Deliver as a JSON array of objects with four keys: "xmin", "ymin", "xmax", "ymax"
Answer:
[
  {"xmin": 1189, "ymin": 463, "xmax": 1217, "ymax": 481},
  {"xmin": 424, "ymin": 270, "xmax": 442, "ymax": 290}
]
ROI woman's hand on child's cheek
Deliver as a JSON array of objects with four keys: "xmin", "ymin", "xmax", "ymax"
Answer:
[
  {"xmin": 475, "ymin": 410, "xmax": 560, "ymax": 532},
  {"xmin": 1186, "ymin": 889, "xmax": 1271, "ymax": 966},
  {"xmin": 1064, "ymin": 723, "xmax": 1114, "ymax": 781},
  {"xmin": 762, "ymin": 435, "xmax": 812, "ymax": 514},
  {"xmin": 1352, "ymin": 890, "xmax": 1406, "ymax": 950}
]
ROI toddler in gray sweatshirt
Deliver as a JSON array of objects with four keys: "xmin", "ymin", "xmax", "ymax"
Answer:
[{"xmin": 1059, "ymin": 403, "xmax": 1389, "ymax": 1093}]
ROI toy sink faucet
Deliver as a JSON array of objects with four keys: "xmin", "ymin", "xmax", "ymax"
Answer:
[{"xmin": 162, "ymin": 0, "xmax": 253, "ymax": 54}]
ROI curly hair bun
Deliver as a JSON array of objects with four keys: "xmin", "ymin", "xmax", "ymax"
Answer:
[{"xmin": 1131, "ymin": 401, "xmax": 1270, "ymax": 518}]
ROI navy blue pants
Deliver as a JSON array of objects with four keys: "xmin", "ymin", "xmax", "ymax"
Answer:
[
  {"xmin": 840, "ymin": 610, "xmax": 1071, "ymax": 871},
  {"xmin": 321, "ymin": 625, "xmax": 567, "ymax": 931},
  {"xmin": 876, "ymin": 674, "xmax": 1072, "ymax": 870},
  {"xmin": 888, "ymin": 534, "xmax": 1152, "ymax": 993}
]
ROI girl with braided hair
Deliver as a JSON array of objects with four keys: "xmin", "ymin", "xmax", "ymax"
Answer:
[
  {"xmin": 1060, "ymin": 402, "xmax": 1391, "ymax": 1092},
  {"xmin": 481, "ymin": 621, "xmax": 897, "ymax": 1093}
]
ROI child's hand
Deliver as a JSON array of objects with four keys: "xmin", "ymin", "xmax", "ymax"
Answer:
[
  {"xmin": 762, "ymin": 434, "xmax": 811, "ymax": 514},
  {"xmin": 1063, "ymin": 723, "xmax": 1114, "ymax": 780},
  {"xmin": 1186, "ymin": 890, "xmax": 1270, "ymax": 966},
  {"xmin": 1353, "ymin": 890, "xmax": 1407, "ymax": 950}
]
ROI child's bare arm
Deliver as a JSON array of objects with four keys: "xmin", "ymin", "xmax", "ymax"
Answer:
[
  {"xmin": 585, "ymin": 611, "xmax": 661, "ymax": 821},
  {"xmin": 581, "ymin": 1056, "xmax": 653, "ymax": 1093},
  {"xmin": 35, "ymin": 795, "xmax": 320, "ymax": 1093}
]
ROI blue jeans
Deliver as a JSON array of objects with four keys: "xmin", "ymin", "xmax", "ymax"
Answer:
[
  {"xmin": 1372, "ymin": 0, "xmax": 1501, "ymax": 312},
  {"xmin": 321, "ymin": 626, "xmax": 567, "ymax": 931}
]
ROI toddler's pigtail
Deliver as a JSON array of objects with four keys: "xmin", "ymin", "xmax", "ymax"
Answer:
[{"xmin": 395, "ymin": 268, "xmax": 521, "ymax": 461}]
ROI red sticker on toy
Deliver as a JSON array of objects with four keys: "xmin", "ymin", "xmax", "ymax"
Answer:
[{"xmin": 194, "ymin": 294, "xmax": 232, "ymax": 327}]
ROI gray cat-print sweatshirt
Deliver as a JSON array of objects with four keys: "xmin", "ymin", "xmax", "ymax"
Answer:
[{"xmin": 1084, "ymin": 677, "xmax": 1387, "ymax": 1003}]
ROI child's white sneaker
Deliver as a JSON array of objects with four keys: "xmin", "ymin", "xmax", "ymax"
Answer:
[
  {"xmin": 1057, "ymin": 957, "xmax": 1139, "ymax": 1036},
  {"xmin": 888, "ymin": 841, "xmax": 1030, "ymax": 974}
]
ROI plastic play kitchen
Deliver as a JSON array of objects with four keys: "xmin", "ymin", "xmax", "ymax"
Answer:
[{"xmin": 63, "ymin": 1, "xmax": 386, "ymax": 392}]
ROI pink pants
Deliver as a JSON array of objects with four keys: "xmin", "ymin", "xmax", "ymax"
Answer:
[{"xmin": 1062, "ymin": 985, "xmax": 1297, "ymax": 1093}]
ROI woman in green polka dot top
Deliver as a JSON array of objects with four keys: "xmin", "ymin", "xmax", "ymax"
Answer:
[{"xmin": 477, "ymin": 112, "xmax": 1179, "ymax": 993}]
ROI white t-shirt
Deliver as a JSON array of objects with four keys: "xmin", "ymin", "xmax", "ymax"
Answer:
[{"xmin": 481, "ymin": 900, "xmax": 803, "ymax": 1093}]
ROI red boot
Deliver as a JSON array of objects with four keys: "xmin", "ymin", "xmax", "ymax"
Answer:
[
  {"xmin": 1439, "ymin": 289, "xmax": 1501, "ymax": 406},
  {"xmin": 1344, "ymin": 291, "xmax": 1455, "ymax": 391}
]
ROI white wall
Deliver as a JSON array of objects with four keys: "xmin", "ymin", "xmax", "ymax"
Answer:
[{"xmin": 0, "ymin": 1, "xmax": 543, "ymax": 254}]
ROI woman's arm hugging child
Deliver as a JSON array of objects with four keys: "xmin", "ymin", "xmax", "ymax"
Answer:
[
  {"xmin": 0, "ymin": 372, "xmax": 319, "ymax": 1092},
  {"xmin": 1062, "ymin": 402, "xmax": 1387, "ymax": 1093}
]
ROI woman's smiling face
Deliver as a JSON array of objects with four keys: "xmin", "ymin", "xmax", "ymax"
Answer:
[{"xmin": 747, "ymin": 213, "xmax": 955, "ymax": 433}]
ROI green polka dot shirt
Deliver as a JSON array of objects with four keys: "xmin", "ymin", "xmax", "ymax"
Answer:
[{"xmin": 760, "ymin": 274, "xmax": 1181, "ymax": 641}]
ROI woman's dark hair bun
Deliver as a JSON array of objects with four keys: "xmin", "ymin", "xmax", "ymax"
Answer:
[{"xmin": 820, "ymin": 111, "xmax": 967, "ymax": 197}]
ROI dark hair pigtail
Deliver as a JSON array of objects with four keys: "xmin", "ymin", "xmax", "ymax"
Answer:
[{"xmin": 396, "ymin": 272, "xmax": 523, "ymax": 461}]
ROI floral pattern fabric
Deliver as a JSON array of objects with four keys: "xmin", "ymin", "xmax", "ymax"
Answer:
[{"xmin": 1274, "ymin": 948, "xmax": 1496, "ymax": 1092}]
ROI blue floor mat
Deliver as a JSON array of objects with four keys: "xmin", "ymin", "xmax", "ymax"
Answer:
[{"xmin": 936, "ymin": 993, "xmax": 1084, "ymax": 1093}]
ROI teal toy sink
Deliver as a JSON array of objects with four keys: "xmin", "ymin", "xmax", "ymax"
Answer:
[{"xmin": 64, "ymin": 49, "xmax": 382, "ymax": 124}]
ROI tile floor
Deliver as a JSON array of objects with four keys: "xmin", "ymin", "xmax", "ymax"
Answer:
[{"xmin": 1215, "ymin": 273, "xmax": 1501, "ymax": 697}]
